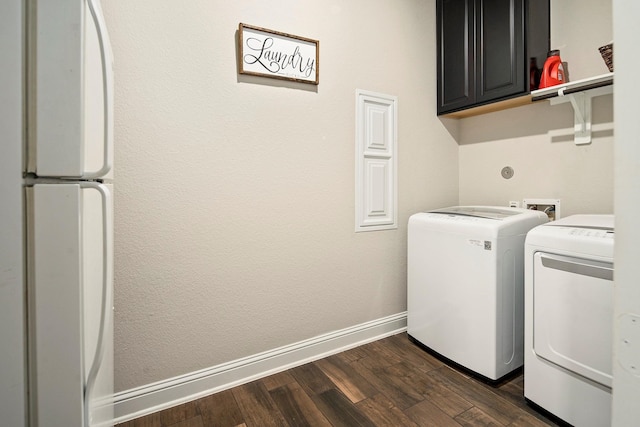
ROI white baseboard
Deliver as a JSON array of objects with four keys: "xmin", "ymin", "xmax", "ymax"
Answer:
[{"xmin": 113, "ymin": 312, "xmax": 407, "ymax": 424}]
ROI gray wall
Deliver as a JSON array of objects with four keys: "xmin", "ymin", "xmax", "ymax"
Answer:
[{"xmin": 103, "ymin": 0, "xmax": 459, "ymax": 392}]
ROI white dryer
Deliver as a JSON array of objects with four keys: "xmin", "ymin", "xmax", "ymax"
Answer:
[
  {"xmin": 407, "ymin": 206, "xmax": 548, "ymax": 381},
  {"xmin": 524, "ymin": 215, "xmax": 614, "ymax": 427}
]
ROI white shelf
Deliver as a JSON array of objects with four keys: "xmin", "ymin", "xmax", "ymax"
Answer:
[
  {"xmin": 531, "ymin": 72, "xmax": 614, "ymax": 100},
  {"xmin": 531, "ymin": 73, "xmax": 614, "ymax": 145}
]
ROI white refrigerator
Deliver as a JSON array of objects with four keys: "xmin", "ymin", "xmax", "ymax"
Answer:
[{"xmin": 25, "ymin": 0, "xmax": 115, "ymax": 426}]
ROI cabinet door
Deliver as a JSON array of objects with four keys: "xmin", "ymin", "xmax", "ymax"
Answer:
[
  {"xmin": 475, "ymin": 0, "xmax": 525, "ymax": 103},
  {"xmin": 437, "ymin": 0, "xmax": 475, "ymax": 114}
]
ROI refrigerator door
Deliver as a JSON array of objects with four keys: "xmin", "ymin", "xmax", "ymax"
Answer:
[
  {"xmin": 28, "ymin": 0, "xmax": 113, "ymax": 179},
  {"xmin": 27, "ymin": 183, "xmax": 114, "ymax": 427}
]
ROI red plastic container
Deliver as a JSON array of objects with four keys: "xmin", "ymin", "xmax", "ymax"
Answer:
[{"xmin": 539, "ymin": 50, "xmax": 565, "ymax": 89}]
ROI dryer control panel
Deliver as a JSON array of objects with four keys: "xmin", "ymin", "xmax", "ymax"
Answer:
[{"xmin": 566, "ymin": 227, "xmax": 614, "ymax": 239}]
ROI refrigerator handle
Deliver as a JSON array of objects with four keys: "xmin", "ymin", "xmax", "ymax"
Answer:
[
  {"xmin": 85, "ymin": 0, "xmax": 114, "ymax": 179},
  {"xmin": 82, "ymin": 182, "xmax": 113, "ymax": 426}
]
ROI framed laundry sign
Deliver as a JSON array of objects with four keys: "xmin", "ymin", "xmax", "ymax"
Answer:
[{"xmin": 238, "ymin": 23, "xmax": 319, "ymax": 85}]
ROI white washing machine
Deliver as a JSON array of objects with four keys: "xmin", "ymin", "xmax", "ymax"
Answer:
[
  {"xmin": 407, "ymin": 206, "xmax": 548, "ymax": 381},
  {"xmin": 524, "ymin": 215, "xmax": 614, "ymax": 427}
]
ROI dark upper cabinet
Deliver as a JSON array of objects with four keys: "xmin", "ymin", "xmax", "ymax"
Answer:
[{"xmin": 437, "ymin": 0, "xmax": 549, "ymax": 115}]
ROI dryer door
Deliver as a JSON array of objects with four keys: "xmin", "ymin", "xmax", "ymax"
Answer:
[{"xmin": 533, "ymin": 252, "xmax": 613, "ymax": 387}]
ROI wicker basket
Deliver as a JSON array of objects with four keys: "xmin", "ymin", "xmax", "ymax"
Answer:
[{"xmin": 599, "ymin": 43, "xmax": 613, "ymax": 72}]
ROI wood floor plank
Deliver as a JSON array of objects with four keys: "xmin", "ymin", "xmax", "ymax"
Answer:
[
  {"xmin": 420, "ymin": 380, "xmax": 475, "ymax": 418},
  {"xmin": 386, "ymin": 334, "xmax": 444, "ymax": 373},
  {"xmin": 336, "ymin": 344, "xmax": 369, "ymax": 363},
  {"xmin": 116, "ymin": 413, "xmax": 161, "ymax": 427},
  {"xmin": 507, "ymin": 411, "xmax": 562, "ymax": 427},
  {"xmin": 479, "ymin": 374, "xmax": 555, "ymax": 425},
  {"xmin": 356, "ymin": 392, "xmax": 420, "ymax": 427},
  {"xmin": 454, "ymin": 406, "xmax": 503, "ymax": 427},
  {"xmin": 495, "ymin": 376, "xmax": 524, "ymax": 402},
  {"xmin": 389, "ymin": 359, "xmax": 473, "ymax": 417},
  {"xmin": 164, "ymin": 416, "xmax": 205, "ymax": 427},
  {"xmin": 510, "ymin": 373, "xmax": 525, "ymax": 390},
  {"xmin": 315, "ymin": 354, "xmax": 377, "ymax": 403},
  {"xmin": 232, "ymin": 380, "xmax": 288, "ymax": 427},
  {"xmin": 347, "ymin": 359, "xmax": 424, "ymax": 410},
  {"xmin": 381, "ymin": 362, "xmax": 431, "ymax": 403},
  {"xmin": 312, "ymin": 388, "xmax": 376, "ymax": 427},
  {"xmin": 197, "ymin": 389, "xmax": 245, "ymax": 427},
  {"xmin": 269, "ymin": 381, "xmax": 332, "ymax": 427},
  {"xmin": 372, "ymin": 333, "xmax": 473, "ymax": 417},
  {"xmin": 157, "ymin": 401, "xmax": 199, "ymax": 426},
  {"xmin": 262, "ymin": 371, "xmax": 297, "ymax": 391},
  {"xmin": 358, "ymin": 339, "xmax": 404, "ymax": 369},
  {"xmin": 405, "ymin": 399, "xmax": 464, "ymax": 427},
  {"xmin": 288, "ymin": 362, "xmax": 335, "ymax": 396},
  {"xmin": 427, "ymin": 366, "xmax": 526, "ymax": 425}
]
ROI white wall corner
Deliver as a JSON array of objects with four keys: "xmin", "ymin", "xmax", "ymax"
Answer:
[
  {"xmin": 355, "ymin": 89, "xmax": 398, "ymax": 232},
  {"xmin": 113, "ymin": 312, "xmax": 407, "ymax": 424}
]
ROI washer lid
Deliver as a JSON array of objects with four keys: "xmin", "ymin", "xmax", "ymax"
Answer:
[{"xmin": 429, "ymin": 206, "xmax": 522, "ymax": 220}]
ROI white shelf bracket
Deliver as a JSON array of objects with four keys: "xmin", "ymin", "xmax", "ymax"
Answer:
[{"xmin": 548, "ymin": 85, "xmax": 613, "ymax": 145}]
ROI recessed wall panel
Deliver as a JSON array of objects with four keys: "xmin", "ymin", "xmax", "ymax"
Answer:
[
  {"xmin": 356, "ymin": 90, "xmax": 397, "ymax": 232},
  {"xmin": 364, "ymin": 159, "xmax": 390, "ymax": 225},
  {"xmin": 366, "ymin": 106, "xmax": 389, "ymax": 152}
]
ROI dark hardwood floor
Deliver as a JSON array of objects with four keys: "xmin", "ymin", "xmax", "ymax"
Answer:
[{"xmin": 116, "ymin": 333, "xmax": 560, "ymax": 427}]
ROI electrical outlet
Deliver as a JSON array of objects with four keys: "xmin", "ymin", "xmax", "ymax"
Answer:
[
  {"xmin": 509, "ymin": 201, "xmax": 520, "ymax": 208},
  {"xmin": 523, "ymin": 198, "xmax": 561, "ymax": 221}
]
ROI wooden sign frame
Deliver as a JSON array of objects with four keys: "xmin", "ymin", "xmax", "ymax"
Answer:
[{"xmin": 238, "ymin": 23, "xmax": 319, "ymax": 85}]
